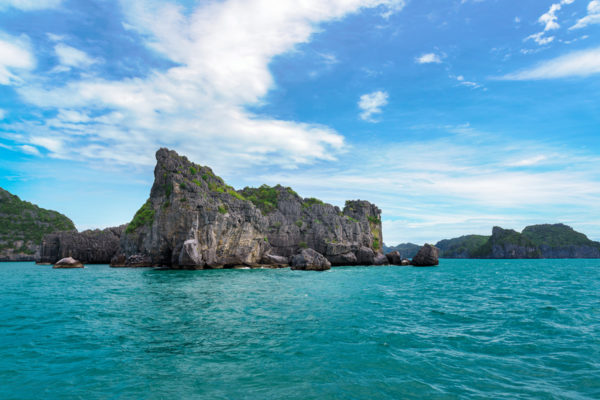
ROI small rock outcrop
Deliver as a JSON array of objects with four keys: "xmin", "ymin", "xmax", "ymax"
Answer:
[
  {"xmin": 37, "ymin": 225, "xmax": 126, "ymax": 264},
  {"xmin": 112, "ymin": 148, "xmax": 383, "ymax": 269},
  {"xmin": 290, "ymin": 249, "xmax": 331, "ymax": 271},
  {"xmin": 53, "ymin": 257, "xmax": 84, "ymax": 269},
  {"xmin": 385, "ymin": 250, "xmax": 402, "ymax": 265},
  {"xmin": 411, "ymin": 244, "xmax": 440, "ymax": 267}
]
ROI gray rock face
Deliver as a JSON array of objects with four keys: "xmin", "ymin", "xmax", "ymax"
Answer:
[
  {"xmin": 290, "ymin": 248, "xmax": 331, "ymax": 271},
  {"xmin": 37, "ymin": 225, "xmax": 126, "ymax": 264},
  {"xmin": 112, "ymin": 148, "xmax": 383, "ymax": 269},
  {"xmin": 373, "ymin": 252, "xmax": 389, "ymax": 265},
  {"xmin": 411, "ymin": 244, "xmax": 440, "ymax": 267},
  {"xmin": 53, "ymin": 257, "xmax": 84, "ymax": 269},
  {"xmin": 386, "ymin": 250, "xmax": 402, "ymax": 265}
]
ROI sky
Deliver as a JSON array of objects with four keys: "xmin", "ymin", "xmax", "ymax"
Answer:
[{"xmin": 0, "ymin": 0, "xmax": 599, "ymax": 245}]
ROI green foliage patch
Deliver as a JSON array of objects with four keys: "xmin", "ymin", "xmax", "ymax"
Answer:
[
  {"xmin": 126, "ymin": 200, "xmax": 155, "ymax": 234},
  {"xmin": 240, "ymin": 184, "xmax": 280, "ymax": 214},
  {"xmin": 302, "ymin": 197, "xmax": 324, "ymax": 208},
  {"xmin": 0, "ymin": 188, "xmax": 75, "ymax": 247}
]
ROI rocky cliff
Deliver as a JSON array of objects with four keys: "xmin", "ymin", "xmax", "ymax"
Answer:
[
  {"xmin": 36, "ymin": 225, "xmax": 126, "ymax": 264},
  {"xmin": 112, "ymin": 148, "xmax": 384, "ymax": 268},
  {"xmin": 436, "ymin": 224, "xmax": 600, "ymax": 259},
  {"xmin": 0, "ymin": 187, "xmax": 75, "ymax": 261}
]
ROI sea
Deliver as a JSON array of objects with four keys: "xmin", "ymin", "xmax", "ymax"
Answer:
[{"xmin": 0, "ymin": 259, "xmax": 599, "ymax": 399}]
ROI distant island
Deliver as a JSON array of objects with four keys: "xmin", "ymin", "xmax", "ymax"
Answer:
[
  {"xmin": 1, "ymin": 148, "xmax": 599, "ymax": 267},
  {"xmin": 386, "ymin": 224, "xmax": 600, "ymax": 259}
]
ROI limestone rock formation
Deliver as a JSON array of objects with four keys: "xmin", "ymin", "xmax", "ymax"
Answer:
[
  {"xmin": 112, "ymin": 148, "xmax": 384, "ymax": 269},
  {"xmin": 411, "ymin": 244, "xmax": 440, "ymax": 267},
  {"xmin": 53, "ymin": 257, "xmax": 84, "ymax": 269},
  {"xmin": 37, "ymin": 225, "xmax": 126, "ymax": 264},
  {"xmin": 290, "ymin": 248, "xmax": 331, "ymax": 271}
]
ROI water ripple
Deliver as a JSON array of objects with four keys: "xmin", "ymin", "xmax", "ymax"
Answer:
[{"xmin": 0, "ymin": 259, "xmax": 599, "ymax": 399}]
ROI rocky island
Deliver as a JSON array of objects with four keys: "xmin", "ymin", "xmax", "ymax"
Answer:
[
  {"xmin": 435, "ymin": 224, "xmax": 600, "ymax": 259},
  {"xmin": 110, "ymin": 148, "xmax": 389, "ymax": 269}
]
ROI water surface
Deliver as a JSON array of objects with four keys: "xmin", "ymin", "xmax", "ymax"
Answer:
[{"xmin": 1, "ymin": 260, "xmax": 599, "ymax": 399}]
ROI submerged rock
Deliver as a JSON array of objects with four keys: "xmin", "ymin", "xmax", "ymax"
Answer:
[
  {"xmin": 53, "ymin": 257, "xmax": 84, "ymax": 269},
  {"xmin": 411, "ymin": 244, "xmax": 440, "ymax": 267},
  {"xmin": 290, "ymin": 248, "xmax": 331, "ymax": 271}
]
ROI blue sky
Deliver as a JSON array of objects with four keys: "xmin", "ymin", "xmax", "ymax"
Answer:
[{"xmin": 1, "ymin": 0, "xmax": 599, "ymax": 244}]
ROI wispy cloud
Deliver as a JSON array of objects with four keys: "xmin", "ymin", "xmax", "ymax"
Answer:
[
  {"xmin": 0, "ymin": 0, "xmax": 62, "ymax": 11},
  {"xmin": 358, "ymin": 90, "xmax": 389, "ymax": 122},
  {"xmin": 416, "ymin": 52, "xmax": 442, "ymax": 64},
  {"xmin": 497, "ymin": 47, "xmax": 600, "ymax": 80},
  {"xmin": 571, "ymin": 0, "xmax": 600, "ymax": 29},
  {"xmin": 53, "ymin": 43, "xmax": 99, "ymax": 71},
  {"xmin": 0, "ymin": 32, "xmax": 34, "ymax": 85},
  {"xmin": 253, "ymin": 129, "xmax": 600, "ymax": 244}
]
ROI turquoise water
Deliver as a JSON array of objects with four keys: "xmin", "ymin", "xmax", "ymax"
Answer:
[{"xmin": 1, "ymin": 260, "xmax": 599, "ymax": 399}]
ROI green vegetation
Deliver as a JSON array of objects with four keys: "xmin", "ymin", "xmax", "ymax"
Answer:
[
  {"xmin": 522, "ymin": 224, "xmax": 598, "ymax": 248},
  {"xmin": 193, "ymin": 179, "xmax": 202, "ymax": 187},
  {"xmin": 240, "ymin": 184, "xmax": 280, "ymax": 214},
  {"xmin": 302, "ymin": 197, "xmax": 324, "ymax": 208},
  {"xmin": 436, "ymin": 235, "xmax": 490, "ymax": 258},
  {"xmin": 298, "ymin": 241, "xmax": 308, "ymax": 249},
  {"xmin": 179, "ymin": 182, "xmax": 186, "ymax": 190},
  {"xmin": 189, "ymin": 166, "xmax": 197, "ymax": 175},
  {"xmin": 126, "ymin": 200, "xmax": 155, "ymax": 234},
  {"xmin": 286, "ymin": 187, "xmax": 299, "ymax": 196},
  {"xmin": 165, "ymin": 183, "xmax": 173, "ymax": 198},
  {"xmin": 295, "ymin": 220, "xmax": 303, "ymax": 228},
  {"xmin": 368, "ymin": 215, "xmax": 381, "ymax": 225},
  {"xmin": 218, "ymin": 205, "xmax": 228, "ymax": 214},
  {"xmin": 202, "ymin": 174, "xmax": 209, "ymax": 181},
  {"xmin": 0, "ymin": 188, "xmax": 76, "ymax": 253},
  {"xmin": 373, "ymin": 238, "xmax": 380, "ymax": 250},
  {"xmin": 346, "ymin": 216, "xmax": 358, "ymax": 223},
  {"xmin": 314, "ymin": 219, "xmax": 322, "ymax": 224}
]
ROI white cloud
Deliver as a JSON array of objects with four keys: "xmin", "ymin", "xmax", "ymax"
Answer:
[
  {"xmin": 526, "ymin": 0, "xmax": 574, "ymax": 45},
  {"xmin": 0, "ymin": 0, "xmax": 62, "ymax": 11},
  {"xmin": 0, "ymin": 33, "xmax": 34, "ymax": 85},
  {"xmin": 10, "ymin": 0, "xmax": 405, "ymax": 171},
  {"xmin": 20, "ymin": 145, "xmax": 40, "ymax": 156},
  {"xmin": 526, "ymin": 32, "xmax": 555, "ymax": 46},
  {"xmin": 498, "ymin": 47, "xmax": 600, "ymax": 80},
  {"xmin": 358, "ymin": 90, "xmax": 389, "ymax": 122},
  {"xmin": 571, "ymin": 0, "xmax": 600, "ymax": 29},
  {"xmin": 0, "ymin": 109, "xmax": 5, "ymax": 120},
  {"xmin": 54, "ymin": 43, "xmax": 99, "ymax": 70},
  {"xmin": 416, "ymin": 52, "xmax": 442, "ymax": 64},
  {"xmin": 453, "ymin": 74, "xmax": 482, "ymax": 89}
]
